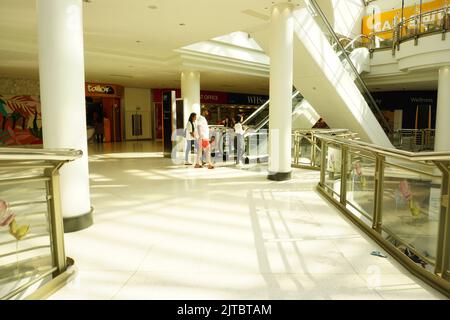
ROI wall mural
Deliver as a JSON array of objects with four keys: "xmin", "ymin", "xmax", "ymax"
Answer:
[{"xmin": 0, "ymin": 95, "xmax": 43, "ymax": 146}]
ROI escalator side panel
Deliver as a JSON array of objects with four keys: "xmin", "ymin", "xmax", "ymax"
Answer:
[{"xmin": 292, "ymin": 8, "xmax": 392, "ymax": 148}]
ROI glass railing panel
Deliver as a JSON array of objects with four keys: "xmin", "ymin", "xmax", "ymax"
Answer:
[
  {"xmin": 398, "ymin": 7, "xmax": 450, "ymax": 42},
  {"xmin": 245, "ymin": 129, "xmax": 268, "ymax": 164},
  {"xmin": 369, "ymin": 30, "xmax": 395, "ymax": 49},
  {"xmin": 381, "ymin": 163, "xmax": 442, "ymax": 269},
  {"xmin": 315, "ymin": 133, "xmax": 450, "ymax": 294},
  {"xmin": 324, "ymin": 144, "xmax": 342, "ymax": 201},
  {"xmin": 0, "ymin": 167, "xmax": 54, "ymax": 299},
  {"xmin": 296, "ymin": 135, "xmax": 314, "ymax": 166},
  {"xmin": 345, "ymin": 151, "xmax": 376, "ymax": 226},
  {"xmin": 313, "ymin": 140, "xmax": 321, "ymax": 168}
]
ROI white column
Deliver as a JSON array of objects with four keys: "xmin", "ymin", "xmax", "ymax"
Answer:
[
  {"xmin": 268, "ymin": 2, "xmax": 294, "ymax": 181},
  {"xmin": 37, "ymin": 0, "xmax": 92, "ymax": 231},
  {"xmin": 435, "ymin": 66, "xmax": 450, "ymax": 151},
  {"xmin": 181, "ymin": 71, "xmax": 201, "ymax": 125}
]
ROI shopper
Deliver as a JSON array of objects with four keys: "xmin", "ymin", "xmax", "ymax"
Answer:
[
  {"xmin": 234, "ymin": 114, "xmax": 245, "ymax": 166},
  {"xmin": 93, "ymin": 112, "xmax": 104, "ymax": 144},
  {"xmin": 195, "ymin": 109, "xmax": 214, "ymax": 169},
  {"xmin": 185, "ymin": 112, "xmax": 197, "ymax": 165}
]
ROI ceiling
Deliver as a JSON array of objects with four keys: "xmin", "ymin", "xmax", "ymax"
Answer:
[
  {"xmin": 0, "ymin": 0, "xmax": 302, "ymax": 94},
  {"xmin": 0, "ymin": 0, "xmax": 439, "ymax": 94}
]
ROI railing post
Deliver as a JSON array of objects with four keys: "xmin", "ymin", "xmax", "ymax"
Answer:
[
  {"xmin": 392, "ymin": 16, "xmax": 398, "ymax": 56},
  {"xmin": 320, "ymin": 139, "xmax": 326, "ymax": 186},
  {"xmin": 294, "ymin": 132, "xmax": 299, "ymax": 165},
  {"xmin": 45, "ymin": 166, "xmax": 67, "ymax": 276},
  {"xmin": 397, "ymin": 21, "xmax": 402, "ymax": 51},
  {"xmin": 372, "ymin": 155, "xmax": 385, "ymax": 233},
  {"xmin": 340, "ymin": 145, "xmax": 348, "ymax": 205},
  {"xmin": 434, "ymin": 161, "xmax": 450, "ymax": 279},
  {"xmin": 414, "ymin": 14, "xmax": 419, "ymax": 45},
  {"xmin": 443, "ymin": 6, "xmax": 448, "ymax": 40},
  {"xmin": 311, "ymin": 133, "xmax": 317, "ymax": 168}
]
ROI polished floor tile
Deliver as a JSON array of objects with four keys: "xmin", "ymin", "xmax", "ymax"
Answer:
[{"xmin": 48, "ymin": 141, "xmax": 446, "ymax": 300}]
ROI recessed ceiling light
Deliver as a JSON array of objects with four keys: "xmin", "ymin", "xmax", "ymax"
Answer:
[{"xmin": 147, "ymin": 5, "xmax": 158, "ymax": 9}]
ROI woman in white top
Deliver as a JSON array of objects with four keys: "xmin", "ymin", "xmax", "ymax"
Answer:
[{"xmin": 185, "ymin": 112, "xmax": 197, "ymax": 165}]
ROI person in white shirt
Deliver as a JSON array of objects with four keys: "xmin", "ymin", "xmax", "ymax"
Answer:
[
  {"xmin": 195, "ymin": 109, "xmax": 214, "ymax": 169},
  {"xmin": 185, "ymin": 112, "xmax": 197, "ymax": 165},
  {"xmin": 234, "ymin": 114, "xmax": 245, "ymax": 166}
]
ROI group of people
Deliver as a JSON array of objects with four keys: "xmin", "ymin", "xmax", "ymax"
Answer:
[{"xmin": 184, "ymin": 110, "xmax": 246, "ymax": 168}]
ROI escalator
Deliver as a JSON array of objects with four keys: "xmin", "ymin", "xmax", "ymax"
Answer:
[
  {"xmin": 242, "ymin": 90, "xmax": 304, "ymax": 131},
  {"xmin": 291, "ymin": 0, "xmax": 393, "ymax": 147},
  {"xmin": 249, "ymin": 0, "xmax": 393, "ymax": 148},
  {"xmin": 240, "ymin": 90, "xmax": 310, "ymax": 164},
  {"xmin": 236, "ymin": 0, "xmax": 393, "ymax": 164}
]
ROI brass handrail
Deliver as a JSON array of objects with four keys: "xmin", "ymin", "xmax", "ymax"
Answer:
[
  {"xmin": 315, "ymin": 133, "xmax": 450, "ymax": 161},
  {"xmin": 0, "ymin": 148, "xmax": 82, "ymax": 161}
]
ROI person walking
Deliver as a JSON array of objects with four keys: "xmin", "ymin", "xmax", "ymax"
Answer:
[
  {"xmin": 234, "ymin": 114, "xmax": 245, "ymax": 167},
  {"xmin": 184, "ymin": 112, "xmax": 197, "ymax": 165},
  {"xmin": 195, "ymin": 109, "xmax": 214, "ymax": 169},
  {"xmin": 93, "ymin": 112, "xmax": 104, "ymax": 144}
]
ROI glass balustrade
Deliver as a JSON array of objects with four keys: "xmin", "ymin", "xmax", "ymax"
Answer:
[
  {"xmin": 297, "ymin": 131, "xmax": 450, "ymax": 296},
  {"xmin": 0, "ymin": 148, "xmax": 80, "ymax": 299}
]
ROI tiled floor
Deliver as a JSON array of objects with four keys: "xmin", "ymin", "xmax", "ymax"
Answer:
[{"xmin": 48, "ymin": 141, "xmax": 446, "ymax": 300}]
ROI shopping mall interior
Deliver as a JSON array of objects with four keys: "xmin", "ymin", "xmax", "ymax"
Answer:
[{"xmin": 0, "ymin": 0, "xmax": 449, "ymax": 300}]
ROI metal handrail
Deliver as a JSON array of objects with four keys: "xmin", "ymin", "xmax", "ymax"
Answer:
[
  {"xmin": 0, "ymin": 148, "xmax": 82, "ymax": 161},
  {"xmin": 367, "ymin": 5, "xmax": 450, "ymax": 50},
  {"xmin": 315, "ymin": 133, "xmax": 450, "ymax": 161},
  {"xmin": 306, "ymin": 0, "xmax": 393, "ymax": 135}
]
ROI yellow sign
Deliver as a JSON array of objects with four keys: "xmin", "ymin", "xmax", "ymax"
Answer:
[{"xmin": 362, "ymin": 0, "xmax": 447, "ymax": 37}]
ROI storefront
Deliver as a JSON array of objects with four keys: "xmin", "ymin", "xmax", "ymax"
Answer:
[
  {"xmin": 371, "ymin": 90, "xmax": 437, "ymax": 130},
  {"xmin": 152, "ymin": 89, "xmax": 269, "ymax": 140},
  {"xmin": 85, "ymin": 83, "xmax": 124, "ymax": 143}
]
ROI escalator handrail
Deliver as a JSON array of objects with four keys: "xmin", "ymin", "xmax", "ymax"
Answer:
[
  {"xmin": 242, "ymin": 90, "xmax": 301, "ymax": 127},
  {"xmin": 255, "ymin": 92, "xmax": 304, "ymax": 131},
  {"xmin": 305, "ymin": 0, "xmax": 393, "ymax": 135}
]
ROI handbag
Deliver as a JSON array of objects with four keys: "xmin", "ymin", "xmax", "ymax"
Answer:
[{"xmin": 201, "ymin": 139, "xmax": 210, "ymax": 149}]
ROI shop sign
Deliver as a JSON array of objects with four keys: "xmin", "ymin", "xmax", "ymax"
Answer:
[
  {"xmin": 87, "ymin": 84, "xmax": 115, "ymax": 95},
  {"xmin": 362, "ymin": 0, "xmax": 446, "ymax": 38},
  {"xmin": 85, "ymin": 83, "xmax": 123, "ymax": 97},
  {"xmin": 200, "ymin": 91, "xmax": 228, "ymax": 104},
  {"xmin": 228, "ymin": 93, "xmax": 269, "ymax": 105}
]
